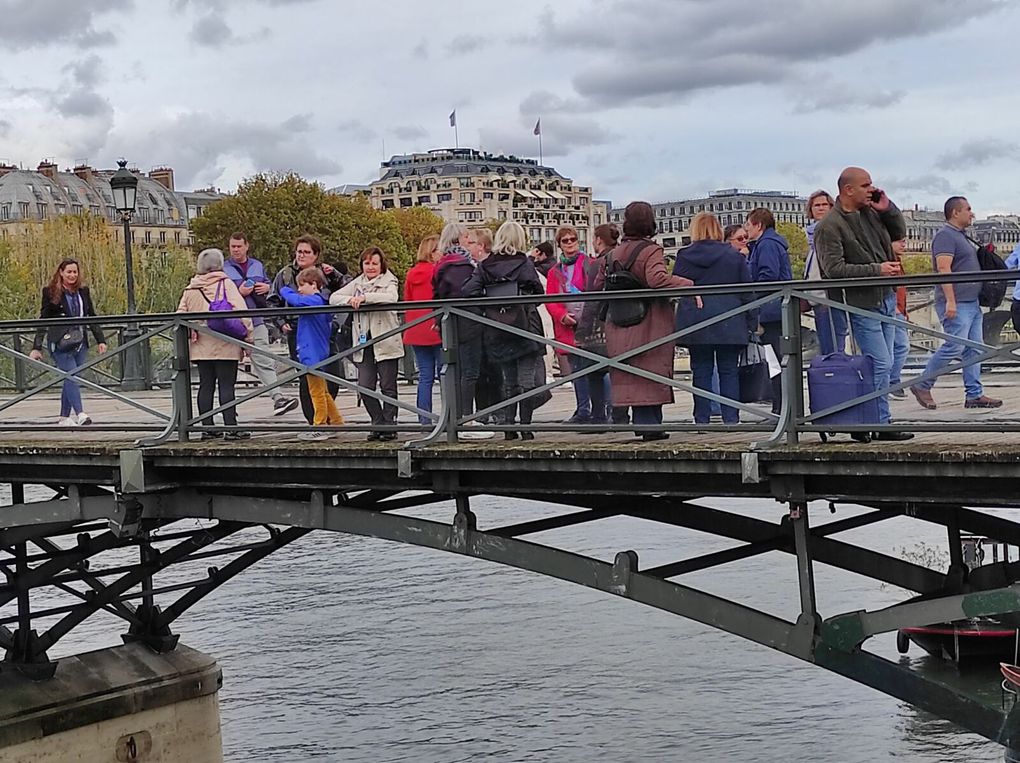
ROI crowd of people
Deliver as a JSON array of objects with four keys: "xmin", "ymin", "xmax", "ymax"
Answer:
[{"xmin": 29, "ymin": 164, "xmax": 1011, "ymax": 443}]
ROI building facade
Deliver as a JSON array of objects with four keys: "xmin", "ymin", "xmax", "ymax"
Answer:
[
  {"xmin": 610, "ymin": 189, "xmax": 808, "ymax": 258},
  {"xmin": 346, "ymin": 148, "xmax": 595, "ymax": 248},
  {"xmin": 0, "ymin": 161, "xmax": 222, "ymax": 246}
]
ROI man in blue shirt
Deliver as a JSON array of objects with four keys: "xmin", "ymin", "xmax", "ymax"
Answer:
[
  {"xmin": 1007, "ymin": 244, "xmax": 1020, "ymax": 336},
  {"xmin": 910, "ymin": 197, "xmax": 1001, "ymax": 410}
]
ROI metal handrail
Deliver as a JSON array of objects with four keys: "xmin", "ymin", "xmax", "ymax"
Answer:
[{"xmin": 0, "ymin": 269, "xmax": 1016, "ymax": 445}]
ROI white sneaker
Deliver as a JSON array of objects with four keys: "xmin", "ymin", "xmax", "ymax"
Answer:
[
  {"xmin": 76, "ymin": 412, "xmax": 92, "ymax": 426},
  {"xmin": 58, "ymin": 416, "xmax": 79, "ymax": 427},
  {"xmin": 298, "ymin": 431, "xmax": 331, "ymax": 441},
  {"xmin": 458, "ymin": 424, "xmax": 495, "ymax": 440}
]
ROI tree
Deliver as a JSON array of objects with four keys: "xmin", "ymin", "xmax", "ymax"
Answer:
[
  {"xmin": 385, "ymin": 206, "xmax": 443, "ymax": 257},
  {"xmin": 192, "ymin": 172, "xmax": 411, "ymax": 277},
  {"xmin": 481, "ymin": 218, "xmax": 503, "ymax": 235},
  {"xmin": 777, "ymin": 221, "xmax": 809, "ymax": 279}
]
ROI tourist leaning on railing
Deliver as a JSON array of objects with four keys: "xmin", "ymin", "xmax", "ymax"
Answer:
[
  {"xmin": 463, "ymin": 221, "xmax": 544, "ymax": 441},
  {"xmin": 592, "ymin": 201, "xmax": 694, "ymax": 441},
  {"xmin": 803, "ymin": 189, "xmax": 848, "ymax": 355},
  {"xmin": 30, "ymin": 258, "xmax": 108, "ymax": 427},
  {"xmin": 673, "ymin": 213, "xmax": 757, "ymax": 426},
  {"xmin": 402, "ymin": 235, "xmax": 443, "ymax": 426},
  {"xmin": 177, "ymin": 248, "xmax": 253, "ymax": 441},
  {"xmin": 329, "ymin": 247, "xmax": 403, "ymax": 441}
]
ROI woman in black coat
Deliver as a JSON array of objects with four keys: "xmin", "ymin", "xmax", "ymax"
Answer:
[
  {"xmin": 463, "ymin": 221, "xmax": 544, "ymax": 440},
  {"xmin": 673, "ymin": 213, "xmax": 757, "ymax": 425},
  {"xmin": 29, "ymin": 258, "xmax": 107, "ymax": 426}
]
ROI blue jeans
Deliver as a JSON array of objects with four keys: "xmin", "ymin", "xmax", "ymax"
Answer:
[
  {"xmin": 690, "ymin": 345, "xmax": 741, "ymax": 424},
  {"xmin": 890, "ymin": 310, "xmax": 909, "ymax": 386},
  {"xmin": 916, "ymin": 300, "xmax": 984, "ymax": 399},
  {"xmin": 848, "ymin": 292, "xmax": 897, "ymax": 424},
  {"xmin": 559, "ymin": 354, "xmax": 592, "ymax": 420},
  {"xmin": 52, "ymin": 343, "xmax": 89, "ymax": 417},
  {"xmin": 412, "ymin": 344, "xmax": 441, "ymax": 424},
  {"xmin": 632, "ymin": 405, "xmax": 663, "ymax": 426},
  {"xmin": 815, "ymin": 305, "xmax": 848, "ymax": 355}
]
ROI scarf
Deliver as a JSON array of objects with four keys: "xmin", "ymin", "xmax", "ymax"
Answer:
[{"xmin": 444, "ymin": 244, "xmax": 474, "ymax": 264}]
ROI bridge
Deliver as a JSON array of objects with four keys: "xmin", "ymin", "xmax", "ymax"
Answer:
[{"xmin": 3, "ymin": 271, "xmax": 1020, "ymax": 759}]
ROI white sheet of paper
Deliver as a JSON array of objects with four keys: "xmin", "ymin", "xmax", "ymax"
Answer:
[{"xmin": 764, "ymin": 345, "xmax": 782, "ymax": 378}]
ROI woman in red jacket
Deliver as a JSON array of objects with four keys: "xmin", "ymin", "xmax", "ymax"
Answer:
[
  {"xmin": 403, "ymin": 235, "xmax": 443, "ymax": 424},
  {"xmin": 546, "ymin": 225, "xmax": 591, "ymax": 424}
]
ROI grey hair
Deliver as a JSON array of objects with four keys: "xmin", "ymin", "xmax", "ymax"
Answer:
[
  {"xmin": 196, "ymin": 248, "xmax": 225, "ymax": 274},
  {"xmin": 438, "ymin": 222, "xmax": 470, "ymax": 253},
  {"xmin": 493, "ymin": 221, "xmax": 527, "ymax": 255}
]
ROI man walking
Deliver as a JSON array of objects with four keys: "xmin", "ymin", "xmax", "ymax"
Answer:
[
  {"xmin": 815, "ymin": 166, "xmax": 913, "ymax": 441},
  {"xmin": 910, "ymin": 197, "xmax": 1001, "ymax": 411},
  {"xmin": 223, "ymin": 233, "xmax": 298, "ymax": 416},
  {"xmin": 745, "ymin": 207, "xmax": 792, "ymax": 416}
]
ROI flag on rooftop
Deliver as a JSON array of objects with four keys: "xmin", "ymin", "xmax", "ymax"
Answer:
[
  {"xmin": 533, "ymin": 119, "xmax": 541, "ymax": 136},
  {"xmin": 449, "ymin": 110, "xmax": 457, "ymax": 127}
]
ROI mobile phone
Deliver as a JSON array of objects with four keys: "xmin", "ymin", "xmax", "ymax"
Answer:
[
  {"xmin": 242, "ymin": 279, "xmax": 255, "ymax": 289},
  {"xmin": 870, "ymin": 190, "xmax": 883, "ymax": 203}
]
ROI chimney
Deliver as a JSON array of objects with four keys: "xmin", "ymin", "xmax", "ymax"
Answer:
[
  {"xmin": 149, "ymin": 167, "xmax": 174, "ymax": 191},
  {"xmin": 73, "ymin": 163, "xmax": 94, "ymax": 184},
  {"xmin": 0, "ymin": 162, "xmax": 17, "ymax": 178},
  {"xmin": 37, "ymin": 160, "xmax": 58, "ymax": 180}
]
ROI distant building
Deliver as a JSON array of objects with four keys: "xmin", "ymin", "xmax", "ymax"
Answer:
[
  {"xmin": 339, "ymin": 148, "xmax": 595, "ymax": 248},
  {"xmin": 611, "ymin": 189, "xmax": 808, "ymax": 258},
  {"xmin": 0, "ymin": 160, "xmax": 224, "ymax": 246},
  {"xmin": 972, "ymin": 215, "xmax": 1020, "ymax": 253},
  {"xmin": 901, "ymin": 207, "xmax": 946, "ymax": 253}
]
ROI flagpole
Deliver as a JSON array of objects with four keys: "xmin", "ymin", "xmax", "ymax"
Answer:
[
  {"xmin": 455, "ymin": 122, "xmax": 459, "ymax": 149},
  {"xmin": 539, "ymin": 131, "xmax": 543, "ymax": 165}
]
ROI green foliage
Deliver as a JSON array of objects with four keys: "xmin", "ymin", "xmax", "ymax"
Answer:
[
  {"xmin": 901, "ymin": 254, "xmax": 932, "ymax": 276},
  {"xmin": 192, "ymin": 172, "xmax": 411, "ymax": 277},
  {"xmin": 0, "ymin": 214, "xmax": 193, "ymax": 319},
  {"xmin": 776, "ymin": 222, "xmax": 809, "ymax": 279},
  {"xmin": 481, "ymin": 218, "xmax": 504, "ymax": 235},
  {"xmin": 385, "ymin": 206, "xmax": 443, "ymax": 257}
]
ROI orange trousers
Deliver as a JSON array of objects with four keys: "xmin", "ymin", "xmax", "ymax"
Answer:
[{"xmin": 307, "ymin": 375, "xmax": 344, "ymax": 426}]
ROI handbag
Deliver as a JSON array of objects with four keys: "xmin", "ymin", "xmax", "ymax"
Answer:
[
  {"xmin": 737, "ymin": 341, "xmax": 771, "ymax": 403},
  {"xmin": 192, "ymin": 280, "xmax": 248, "ymax": 340},
  {"xmin": 483, "ymin": 278, "xmax": 527, "ymax": 330},
  {"xmin": 55, "ymin": 327, "xmax": 84, "ymax": 353}
]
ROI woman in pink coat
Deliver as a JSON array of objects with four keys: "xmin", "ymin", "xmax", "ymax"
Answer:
[
  {"xmin": 177, "ymin": 248, "xmax": 253, "ymax": 440},
  {"xmin": 546, "ymin": 225, "xmax": 591, "ymax": 424}
]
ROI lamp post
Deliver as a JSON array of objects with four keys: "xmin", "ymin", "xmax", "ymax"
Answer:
[{"xmin": 109, "ymin": 160, "xmax": 145, "ymax": 390}]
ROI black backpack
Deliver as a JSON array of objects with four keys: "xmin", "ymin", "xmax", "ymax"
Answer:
[
  {"xmin": 602, "ymin": 240, "xmax": 654, "ymax": 327},
  {"xmin": 968, "ymin": 237, "xmax": 1008, "ymax": 309}
]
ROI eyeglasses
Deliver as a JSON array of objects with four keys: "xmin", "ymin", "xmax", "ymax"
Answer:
[
  {"xmin": 732, "ymin": 235, "xmax": 748, "ymax": 242},
  {"xmin": 559, "ymin": 236, "xmax": 578, "ymax": 244}
]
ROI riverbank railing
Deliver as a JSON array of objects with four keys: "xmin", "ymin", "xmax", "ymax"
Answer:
[{"xmin": 0, "ymin": 269, "xmax": 1017, "ymax": 447}]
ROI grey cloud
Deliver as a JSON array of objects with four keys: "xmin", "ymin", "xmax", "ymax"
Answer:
[
  {"xmin": 337, "ymin": 120, "xmax": 377, "ymax": 143},
  {"xmin": 539, "ymin": 0, "xmax": 1007, "ymax": 106},
  {"xmin": 445, "ymin": 35, "xmax": 483, "ymax": 56},
  {"xmin": 936, "ymin": 139, "xmax": 1020, "ymax": 171},
  {"xmin": 792, "ymin": 85, "xmax": 904, "ymax": 114},
  {"xmin": 190, "ymin": 13, "xmax": 233, "ymax": 47},
  {"xmin": 57, "ymin": 91, "xmax": 112, "ymax": 120},
  {"xmin": 412, "ymin": 39, "xmax": 428, "ymax": 60},
  {"xmin": 281, "ymin": 114, "xmax": 312, "ymax": 132},
  {"xmin": 0, "ymin": 120, "xmax": 10, "ymax": 139},
  {"xmin": 63, "ymin": 56, "xmax": 105, "ymax": 89},
  {"xmin": 883, "ymin": 175, "xmax": 958, "ymax": 196},
  {"xmin": 391, "ymin": 125, "xmax": 428, "ymax": 141},
  {"xmin": 519, "ymin": 90, "xmax": 586, "ymax": 116},
  {"xmin": 0, "ymin": 0, "xmax": 130, "ymax": 50},
  {"xmin": 112, "ymin": 112, "xmax": 343, "ymax": 189}
]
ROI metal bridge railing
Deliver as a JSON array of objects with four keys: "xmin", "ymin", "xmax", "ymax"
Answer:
[{"xmin": 0, "ymin": 268, "xmax": 1016, "ymax": 445}]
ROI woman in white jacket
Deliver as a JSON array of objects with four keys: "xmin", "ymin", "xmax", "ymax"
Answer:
[{"xmin": 330, "ymin": 247, "xmax": 404, "ymax": 440}]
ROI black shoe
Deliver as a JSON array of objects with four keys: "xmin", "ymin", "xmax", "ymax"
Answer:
[
  {"xmin": 379, "ymin": 432, "xmax": 398, "ymax": 442},
  {"xmin": 504, "ymin": 431, "xmax": 520, "ymax": 441},
  {"xmin": 563, "ymin": 413, "xmax": 592, "ymax": 425},
  {"xmin": 521, "ymin": 431, "xmax": 535, "ymax": 441},
  {"xmin": 224, "ymin": 431, "xmax": 251, "ymax": 440},
  {"xmin": 367, "ymin": 432, "xmax": 382, "ymax": 441},
  {"xmin": 200, "ymin": 431, "xmax": 223, "ymax": 441},
  {"xmin": 849, "ymin": 432, "xmax": 872, "ymax": 443},
  {"xmin": 641, "ymin": 431, "xmax": 669, "ymax": 442},
  {"xmin": 874, "ymin": 430, "xmax": 914, "ymax": 442}
]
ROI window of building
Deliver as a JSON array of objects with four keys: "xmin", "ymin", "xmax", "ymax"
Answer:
[
  {"xmin": 418, "ymin": 195, "xmax": 432, "ymax": 204},
  {"xmin": 72, "ymin": 204, "xmax": 82, "ymax": 215},
  {"xmin": 662, "ymin": 237, "xmax": 677, "ymax": 248},
  {"xmin": 735, "ymin": 201, "xmax": 743, "ymax": 210},
  {"xmin": 669, "ymin": 208, "xmax": 675, "ymax": 216},
  {"xmin": 37, "ymin": 203, "xmax": 48, "ymax": 219},
  {"xmin": 460, "ymin": 192, "xmax": 475, "ymax": 203},
  {"xmin": 400, "ymin": 197, "xmax": 413, "ymax": 207},
  {"xmin": 175, "ymin": 231, "xmax": 181, "ymax": 244},
  {"xmin": 0, "ymin": 204, "xmax": 8, "ymax": 220},
  {"xmin": 436, "ymin": 193, "xmax": 452, "ymax": 202},
  {"xmin": 483, "ymin": 192, "xmax": 493, "ymax": 200},
  {"xmin": 499, "ymin": 193, "xmax": 510, "ymax": 201},
  {"xmin": 159, "ymin": 231, "xmax": 166, "ymax": 243},
  {"xmin": 19, "ymin": 202, "xmax": 30, "ymax": 218},
  {"xmin": 381, "ymin": 199, "xmax": 395, "ymax": 209}
]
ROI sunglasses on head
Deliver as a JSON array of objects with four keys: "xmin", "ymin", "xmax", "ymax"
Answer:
[{"xmin": 559, "ymin": 236, "xmax": 578, "ymax": 244}]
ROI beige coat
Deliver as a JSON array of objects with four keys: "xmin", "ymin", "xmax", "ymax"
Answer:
[
  {"xmin": 329, "ymin": 271, "xmax": 404, "ymax": 363},
  {"xmin": 177, "ymin": 271, "xmax": 253, "ymax": 361}
]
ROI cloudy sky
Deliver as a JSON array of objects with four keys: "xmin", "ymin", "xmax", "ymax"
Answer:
[{"xmin": 3, "ymin": 0, "xmax": 1019, "ymax": 215}]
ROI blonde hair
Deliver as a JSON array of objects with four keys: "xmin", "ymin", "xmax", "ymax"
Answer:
[
  {"xmin": 805, "ymin": 190, "xmax": 835, "ymax": 221},
  {"xmin": 438, "ymin": 223, "xmax": 469, "ymax": 253},
  {"xmin": 493, "ymin": 221, "xmax": 527, "ymax": 255},
  {"xmin": 690, "ymin": 212, "xmax": 723, "ymax": 242},
  {"xmin": 416, "ymin": 234, "xmax": 439, "ymax": 263},
  {"xmin": 472, "ymin": 227, "xmax": 493, "ymax": 252}
]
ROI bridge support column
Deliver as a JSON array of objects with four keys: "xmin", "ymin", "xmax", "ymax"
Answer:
[{"xmin": 0, "ymin": 642, "xmax": 222, "ymax": 762}]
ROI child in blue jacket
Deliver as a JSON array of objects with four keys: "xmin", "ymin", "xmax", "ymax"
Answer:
[{"xmin": 279, "ymin": 267, "xmax": 344, "ymax": 439}]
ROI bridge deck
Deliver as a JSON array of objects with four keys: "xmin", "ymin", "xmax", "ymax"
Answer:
[{"xmin": 1, "ymin": 380, "xmax": 1018, "ymax": 506}]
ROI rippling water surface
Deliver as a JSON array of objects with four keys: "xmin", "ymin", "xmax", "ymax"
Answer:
[{"xmin": 19, "ymin": 488, "xmax": 1008, "ymax": 761}]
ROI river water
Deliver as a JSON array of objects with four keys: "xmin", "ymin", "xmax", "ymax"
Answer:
[{"xmin": 18, "ymin": 490, "xmax": 1009, "ymax": 761}]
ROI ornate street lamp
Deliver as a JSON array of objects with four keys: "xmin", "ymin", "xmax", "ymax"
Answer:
[{"xmin": 109, "ymin": 160, "xmax": 144, "ymax": 389}]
